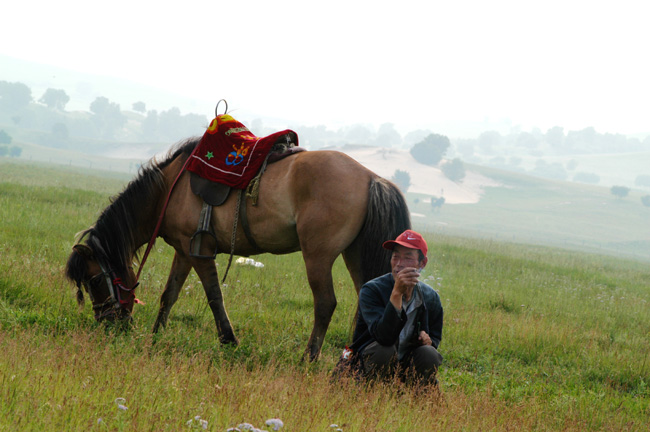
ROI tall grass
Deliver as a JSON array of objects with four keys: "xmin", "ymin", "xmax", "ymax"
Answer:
[{"xmin": 1, "ymin": 161, "xmax": 649, "ymax": 431}]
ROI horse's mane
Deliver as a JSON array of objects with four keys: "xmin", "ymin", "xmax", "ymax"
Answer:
[{"xmin": 74, "ymin": 138, "xmax": 200, "ymax": 274}]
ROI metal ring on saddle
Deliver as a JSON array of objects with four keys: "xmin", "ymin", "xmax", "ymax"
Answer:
[{"xmin": 215, "ymin": 99, "xmax": 228, "ymax": 117}]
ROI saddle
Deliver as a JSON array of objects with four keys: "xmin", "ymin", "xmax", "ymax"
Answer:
[{"xmin": 185, "ymin": 113, "xmax": 303, "ymax": 261}]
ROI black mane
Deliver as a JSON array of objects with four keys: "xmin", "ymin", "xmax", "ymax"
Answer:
[{"xmin": 65, "ymin": 138, "xmax": 199, "ymax": 283}]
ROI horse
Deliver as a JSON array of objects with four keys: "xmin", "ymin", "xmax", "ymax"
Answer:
[{"xmin": 65, "ymin": 137, "xmax": 411, "ymax": 360}]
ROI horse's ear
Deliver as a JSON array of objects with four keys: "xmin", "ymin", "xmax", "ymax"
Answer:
[{"xmin": 72, "ymin": 244, "xmax": 93, "ymax": 259}]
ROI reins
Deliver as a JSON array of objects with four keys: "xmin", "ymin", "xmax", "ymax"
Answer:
[
  {"xmin": 135, "ymin": 100, "xmax": 229, "ymax": 284},
  {"xmin": 135, "ymin": 145, "xmax": 198, "ymax": 283}
]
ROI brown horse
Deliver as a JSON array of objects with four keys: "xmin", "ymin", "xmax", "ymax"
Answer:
[{"xmin": 65, "ymin": 138, "xmax": 411, "ymax": 360}]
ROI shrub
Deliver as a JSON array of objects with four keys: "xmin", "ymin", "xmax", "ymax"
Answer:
[
  {"xmin": 641, "ymin": 195, "xmax": 650, "ymax": 207},
  {"xmin": 441, "ymin": 158, "xmax": 466, "ymax": 182},
  {"xmin": 610, "ymin": 185, "xmax": 630, "ymax": 199},
  {"xmin": 635, "ymin": 175, "xmax": 650, "ymax": 188},
  {"xmin": 0, "ymin": 129, "xmax": 12, "ymax": 144},
  {"xmin": 410, "ymin": 133, "xmax": 450, "ymax": 166},
  {"xmin": 391, "ymin": 169, "xmax": 411, "ymax": 193}
]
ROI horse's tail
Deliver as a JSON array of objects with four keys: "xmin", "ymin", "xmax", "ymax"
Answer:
[{"xmin": 359, "ymin": 176, "xmax": 412, "ymax": 284}]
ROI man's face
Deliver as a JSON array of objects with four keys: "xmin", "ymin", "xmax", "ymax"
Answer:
[{"xmin": 390, "ymin": 244, "xmax": 425, "ymax": 275}]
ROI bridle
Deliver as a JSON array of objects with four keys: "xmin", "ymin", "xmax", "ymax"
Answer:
[
  {"xmin": 83, "ymin": 260, "xmax": 138, "ymax": 321},
  {"xmin": 81, "ymin": 238, "xmax": 138, "ymax": 321}
]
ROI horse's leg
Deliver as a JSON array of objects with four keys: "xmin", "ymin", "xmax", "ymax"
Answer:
[
  {"xmin": 190, "ymin": 257, "xmax": 237, "ymax": 345},
  {"xmin": 301, "ymin": 256, "xmax": 338, "ymax": 361},
  {"xmin": 342, "ymin": 240, "xmax": 364, "ymax": 295},
  {"xmin": 153, "ymin": 251, "xmax": 192, "ymax": 333}
]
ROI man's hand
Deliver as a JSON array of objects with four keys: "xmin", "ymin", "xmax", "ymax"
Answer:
[
  {"xmin": 418, "ymin": 330, "xmax": 432, "ymax": 346},
  {"xmin": 390, "ymin": 267, "xmax": 421, "ymax": 310},
  {"xmin": 394, "ymin": 267, "xmax": 421, "ymax": 295}
]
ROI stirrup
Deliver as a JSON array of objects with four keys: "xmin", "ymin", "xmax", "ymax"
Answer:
[{"xmin": 189, "ymin": 201, "xmax": 218, "ymax": 259}]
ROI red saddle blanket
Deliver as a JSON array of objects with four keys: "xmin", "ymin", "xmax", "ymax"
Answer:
[{"xmin": 186, "ymin": 114, "xmax": 298, "ymax": 189}]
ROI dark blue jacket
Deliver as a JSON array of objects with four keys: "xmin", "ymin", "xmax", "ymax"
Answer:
[{"xmin": 351, "ymin": 273, "xmax": 443, "ymax": 355}]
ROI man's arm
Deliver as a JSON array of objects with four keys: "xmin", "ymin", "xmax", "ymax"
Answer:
[{"xmin": 359, "ymin": 284, "xmax": 406, "ymax": 346}]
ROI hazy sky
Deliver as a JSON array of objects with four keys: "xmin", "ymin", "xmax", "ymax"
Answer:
[{"xmin": 3, "ymin": 0, "xmax": 649, "ymax": 137}]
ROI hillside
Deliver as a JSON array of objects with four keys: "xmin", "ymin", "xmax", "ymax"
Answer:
[
  {"xmin": 2, "ymin": 145, "xmax": 649, "ymax": 263},
  {"xmin": 340, "ymin": 145, "xmax": 501, "ymax": 203}
]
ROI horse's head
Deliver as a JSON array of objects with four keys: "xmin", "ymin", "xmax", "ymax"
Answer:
[{"xmin": 65, "ymin": 242, "xmax": 137, "ymax": 324}]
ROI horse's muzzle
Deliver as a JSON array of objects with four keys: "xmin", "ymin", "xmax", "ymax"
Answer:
[{"xmin": 95, "ymin": 306, "xmax": 133, "ymax": 326}]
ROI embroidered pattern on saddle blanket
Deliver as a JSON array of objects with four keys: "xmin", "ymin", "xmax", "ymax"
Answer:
[{"xmin": 186, "ymin": 114, "xmax": 298, "ymax": 189}]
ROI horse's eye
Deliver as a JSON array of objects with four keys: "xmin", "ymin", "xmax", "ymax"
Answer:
[{"xmin": 85, "ymin": 274, "xmax": 103, "ymax": 291}]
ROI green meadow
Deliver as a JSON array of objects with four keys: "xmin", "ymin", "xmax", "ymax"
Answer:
[{"xmin": 1, "ymin": 158, "xmax": 649, "ymax": 431}]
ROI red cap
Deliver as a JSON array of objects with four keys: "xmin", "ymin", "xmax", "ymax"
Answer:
[{"xmin": 382, "ymin": 230, "xmax": 428, "ymax": 257}]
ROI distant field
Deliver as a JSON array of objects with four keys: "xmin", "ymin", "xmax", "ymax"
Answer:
[
  {"xmin": 409, "ymin": 165, "xmax": 650, "ymax": 262},
  {"xmin": 1, "ymin": 159, "xmax": 648, "ymax": 431}
]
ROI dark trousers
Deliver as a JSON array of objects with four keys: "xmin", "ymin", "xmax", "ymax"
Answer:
[{"xmin": 361, "ymin": 341, "xmax": 442, "ymax": 384}]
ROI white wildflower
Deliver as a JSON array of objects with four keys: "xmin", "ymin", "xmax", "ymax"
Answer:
[
  {"xmin": 114, "ymin": 397, "xmax": 128, "ymax": 411},
  {"xmin": 265, "ymin": 418, "xmax": 284, "ymax": 430},
  {"xmin": 238, "ymin": 423, "xmax": 255, "ymax": 431},
  {"xmin": 187, "ymin": 415, "xmax": 208, "ymax": 430}
]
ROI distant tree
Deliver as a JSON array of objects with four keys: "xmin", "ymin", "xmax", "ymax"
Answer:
[
  {"xmin": 573, "ymin": 172, "xmax": 600, "ymax": 184},
  {"xmin": 0, "ymin": 146, "xmax": 7, "ymax": 157},
  {"xmin": 532, "ymin": 159, "xmax": 567, "ymax": 180},
  {"xmin": 90, "ymin": 96, "xmax": 111, "ymax": 115},
  {"xmin": 90, "ymin": 96, "xmax": 125, "ymax": 138},
  {"xmin": 38, "ymin": 88, "xmax": 70, "ymax": 110},
  {"xmin": 545, "ymin": 126, "xmax": 564, "ymax": 148},
  {"xmin": 565, "ymin": 127, "xmax": 597, "ymax": 153},
  {"xmin": 410, "ymin": 133, "xmax": 450, "ymax": 166},
  {"xmin": 477, "ymin": 130, "xmax": 501, "ymax": 154},
  {"xmin": 441, "ymin": 158, "xmax": 466, "ymax": 182},
  {"xmin": 403, "ymin": 129, "xmax": 432, "ymax": 147},
  {"xmin": 0, "ymin": 81, "xmax": 32, "ymax": 112},
  {"xmin": 610, "ymin": 185, "xmax": 630, "ymax": 199},
  {"xmin": 9, "ymin": 146, "xmax": 22, "ymax": 157},
  {"xmin": 391, "ymin": 169, "xmax": 411, "ymax": 193},
  {"xmin": 641, "ymin": 195, "xmax": 650, "ymax": 207},
  {"xmin": 132, "ymin": 101, "xmax": 146, "ymax": 113},
  {"xmin": 142, "ymin": 109, "xmax": 158, "ymax": 139},
  {"xmin": 343, "ymin": 124, "xmax": 373, "ymax": 145},
  {"xmin": 158, "ymin": 107, "xmax": 182, "ymax": 140},
  {"xmin": 516, "ymin": 131, "xmax": 539, "ymax": 149},
  {"xmin": 430, "ymin": 196, "xmax": 445, "ymax": 210},
  {"xmin": 375, "ymin": 123, "xmax": 401, "ymax": 148},
  {"xmin": 634, "ymin": 175, "xmax": 650, "ymax": 188},
  {"xmin": 0, "ymin": 129, "xmax": 11, "ymax": 144},
  {"xmin": 455, "ymin": 138, "xmax": 475, "ymax": 159}
]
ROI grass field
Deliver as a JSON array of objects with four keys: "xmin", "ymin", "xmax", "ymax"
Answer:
[{"xmin": 1, "ymin": 158, "xmax": 649, "ymax": 431}]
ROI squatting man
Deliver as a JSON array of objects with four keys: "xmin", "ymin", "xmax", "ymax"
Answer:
[{"xmin": 344, "ymin": 229, "xmax": 443, "ymax": 384}]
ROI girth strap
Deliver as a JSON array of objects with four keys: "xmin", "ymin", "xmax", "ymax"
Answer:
[{"xmin": 239, "ymin": 191, "xmax": 261, "ymax": 251}]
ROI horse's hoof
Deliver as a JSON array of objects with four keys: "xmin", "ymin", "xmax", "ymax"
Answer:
[
  {"xmin": 219, "ymin": 334, "xmax": 238, "ymax": 345},
  {"xmin": 302, "ymin": 348, "xmax": 320, "ymax": 362}
]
